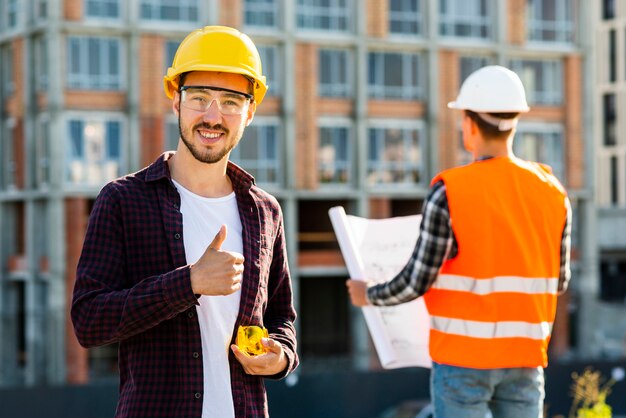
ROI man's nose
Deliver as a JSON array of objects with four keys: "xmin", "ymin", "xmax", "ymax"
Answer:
[{"xmin": 202, "ymin": 99, "xmax": 222, "ymax": 122}]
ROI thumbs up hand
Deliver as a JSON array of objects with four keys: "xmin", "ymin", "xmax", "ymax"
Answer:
[{"xmin": 190, "ymin": 225, "xmax": 245, "ymax": 296}]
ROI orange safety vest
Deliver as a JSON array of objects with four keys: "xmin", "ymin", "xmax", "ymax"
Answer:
[{"xmin": 424, "ymin": 156, "xmax": 567, "ymax": 369}]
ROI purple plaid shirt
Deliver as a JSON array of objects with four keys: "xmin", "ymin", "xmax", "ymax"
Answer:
[{"xmin": 71, "ymin": 152, "xmax": 298, "ymax": 418}]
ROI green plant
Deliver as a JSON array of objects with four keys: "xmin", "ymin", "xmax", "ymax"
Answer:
[{"xmin": 568, "ymin": 367, "xmax": 615, "ymax": 418}]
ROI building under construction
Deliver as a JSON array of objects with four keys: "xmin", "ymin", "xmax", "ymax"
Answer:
[{"xmin": 0, "ymin": 1, "xmax": 624, "ymax": 413}]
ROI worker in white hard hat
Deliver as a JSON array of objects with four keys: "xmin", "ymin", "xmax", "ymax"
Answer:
[
  {"xmin": 72, "ymin": 26, "xmax": 298, "ymax": 418},
  {"xmin": 347, "ymin": 65, "xmax": 571, "ymax": 418}
]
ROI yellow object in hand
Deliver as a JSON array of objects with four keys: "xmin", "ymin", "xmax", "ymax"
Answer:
[{"xmin": 236, "ymin": 325, "xmax": 269, "ymax": 356}]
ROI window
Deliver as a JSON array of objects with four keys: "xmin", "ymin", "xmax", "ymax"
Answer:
[
  {"xmin": 66, "ymin": 116, "xmax": 125, "ymax": 186},
  {"xmin": 603, "ymin": 94, "xmax": 616, "ymax": 147},
  {"xmin": 85, "ymin": 0, "xmax": 120, "ymax": 18},
  {"xmin": 368, "ymin": 52, "xmax": 423, "ymax": 100},
  {"xmin": 67, "ymin": 36, "xmax": 123, "ymax": 90},
  {"xmin": 603, "ymin": 0, "xmax": 615, "ymax": 20},
  {"xmin": 35, "ymin": 116, "xmax": 50, "ymax": 188},
  {"xmin": 164, "ymin": 40, "xmax": 181, "ymax": 72},
  {"xmin": 609, "ymin": 29, "xmax": 616, "ymax": 83},
  {"xmin": 600, "ymin": 258, "xmax": 626, "ymax": 303},
  {"xmin": 610, "ymin": 156, "xmax": 619, "ymax": 205},
  {"xmin": 602, "ymin": 0, "xmax": 615, "ymax": 20},
  {"xmin": 319, "ymin": 48, "xmax": 351, "ymax": 98},
  {"xmin": 460, "ymin": 55, "xmax": 491, "ymax": 84},
  {"xmin": 34, "ymin": 36, "xmax": 48, "ymax": 91},
  {"xmin": 300, "ymin": 276, "xmax": 350, "ymax": 359},
  {"xmin": 509, "ymin": 59, "xmax": 562, "ymax": 105},
  {"xmin": 230, "ymin": 117, "xmax": 281, "ymax": 185},
  {"xmin": 34, "ymin": 0, "xmax": 47, "ymax": 21},
  {"xmin": 1, "ymin": 117, "xmax": 17, "ymax": 190},
  {"xmin": 165, "ymin": 115, "xmax": 179, "ymax": 151},
  {"xmin": 140, "ymin": 0, "xmax": 199, "ymax": 23},
  {"xmin": 367, "ymin": 122, "xmax": 424, "ymax": 186},
  {"xmin": 257, "ymin": 45, "xmax": 280, "ymax": 97},
  {"xmin": 389, "ymin": 0, "xmax": 423, "ymax": 36},
  {"xmin": 297, "ymin": 0, "xmax": 352, "ymax": 32},
  {"xmin": 244, "ymin": 0, "xmax": 279, "ymax": 29},
  {"xmin": 318, "ymin": 120, "xmax": 352, "ymax": 185},
  {"xmin": 439, "ymin": 0, "xmax": 491, "ymax": 39},
  {"xmin": 2, "ymin": 0, "xmax": 21, "ymax": 30},
  {"xmin": 1, "ymin": 45, "xmax": 15, "ymax": 96},
  {"xmin": 514, "ymin": 124, "xmax": 564, "ymax": 183},
  {"xmin": 527, "ymin": 0, "xmax": 576, "ymax": 44}
]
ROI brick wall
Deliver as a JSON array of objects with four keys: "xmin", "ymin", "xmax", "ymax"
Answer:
[
  {"xmin": 564, "ymin": 55, "xmax": 584, "ymax": 190},
  {"xmin": 438, "ymin": 50, "xmax": 460, "ymax": 172},
  {"xmin": 139, "ymin": 35, "xmax": 167, "ymax": 166},
  {"xmin": 65, "ymin": 198, "xmax": 89, "ymax": 384},
  {"xmin": 508, "ymin": 0, "xmax": 527, "ymax": 45},
  {"xmin": 220, "ymin": 0, "xmax": 242, "ymax": 28},
  {"xmin": 64, "ymin": 0, "xmax": 83, "ymax": 21},
  {"xmin": 295, "ymin": 43, "xmax": 318, "ymax": 189},
  {"xmin": 367, "ymin": 0, "xmax": 388, "ymax": 38}
]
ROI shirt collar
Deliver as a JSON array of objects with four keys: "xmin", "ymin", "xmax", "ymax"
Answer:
[{"xmin": 144, "ymin": 152, "xmax": 256, "ymax": 191}]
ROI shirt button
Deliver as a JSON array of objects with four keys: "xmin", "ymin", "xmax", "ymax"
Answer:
[
  {"xmin": 187, "ymin": 311, "xmax": 195, "ymax": 318},
  {"xmin": 194, "ymin": 392, "xmax": 202, "ymax": 399},
  {"xmin": 193, "ymin": 352, "xmax": 199, "ymax": 359},
  {"xmin": 174, "ymin": 233, "xmax": 181, "ymax": 240}
]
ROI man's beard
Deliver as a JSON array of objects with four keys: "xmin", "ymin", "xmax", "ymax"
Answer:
[{"xmin": 178, "ymin": 114, "xmax": 239, "ymax": 164}]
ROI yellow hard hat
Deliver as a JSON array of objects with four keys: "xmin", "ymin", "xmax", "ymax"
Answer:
[{"xmin": 163, "ymin": 26, "xmax": 268, "ymax": 104}]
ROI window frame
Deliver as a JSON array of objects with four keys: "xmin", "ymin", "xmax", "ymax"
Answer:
[
  {"xmin": 389, "ymin": 0, "xmax": 424, "ymax": 37},
  {"xmin": 84, "ymin": 0, "xmax": 121, "ymax": 20},
  {"xmin": 439, "ymin": 0, "xmax": 492, "ymax": 40},
  {"xmin": 64, "ymin": 112, "xmax": 127, "ymax": 189},
  {"xmin": 66, "ymin": 35, "xmax": 125, "ymax": 91},
  {"xmin": 257, "ymin": 44, "xmax": 282, "ymax": 97},
  {"xmin": 244, "ymin": 0, "xmax": 280, "ymax": 30},
  {"xmin": 509, "ymin": 58, "xmax": 563, "ymax": 106},
  {"xmin": 368, "ymin": 51, "xmax": 424, "ymax": 100},
  {"xmin": 318, "ymin": 48, "xmax": 352, "ymax": 98},
  {"xmin": 526, "ymin": 0, "xmax": 577, "ymax": 45},
  {"xmin": 514, "ymin": 122, "xmax": 565, "ymax": 184},
  {"xmin": 296, "ymin": 0, "xmax": 353, "ymax": 33},
  {"xmin": 317, "ymin": 117, "xmax": 354, "ymax": 188},
  {"xmin": 230, "ymin": 116, "xmax": 283, "ymax": 187},
  {"xmin": 139, "ymin": 0, "xmax": 200, "ymax": 25},
  {"xmin": 366, "ymin": 119, "xmax": 426, "ymax": 189}
]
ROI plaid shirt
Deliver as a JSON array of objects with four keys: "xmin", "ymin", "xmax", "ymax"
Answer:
[
  {"xmin": 71, "ymin": 152, "xmax": 298, "ymax": 418},
  {"xmin": 368, "ymin": 179, "xmax": 572, "ymax": 306}
]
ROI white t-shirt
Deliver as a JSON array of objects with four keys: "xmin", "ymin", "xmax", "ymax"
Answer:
[{"xmin": 173, "ymin": 180, "xmax": 243, "ymax": 418}]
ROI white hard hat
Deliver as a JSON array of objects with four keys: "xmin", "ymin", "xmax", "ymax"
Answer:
[{"xmin": 448, "ymin": 65, "xmax": 530, "ymax": 113}]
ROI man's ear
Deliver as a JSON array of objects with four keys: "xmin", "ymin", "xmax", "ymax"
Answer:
[
  {"xmin": 245, "ymin": 101, "xmax": 256, "ymax": 127},
  {"xmin": 461, "ymin": 116, "xmax": 475, "ymax": 152},
  {"xmin": 172, "ymin": 91, "xmax": 180, "ymax": 116}
]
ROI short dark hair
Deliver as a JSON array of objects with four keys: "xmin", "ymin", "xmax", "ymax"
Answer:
[{"xmin": 465, "ymin": 110, "xmax": 519, "ymax": 140}]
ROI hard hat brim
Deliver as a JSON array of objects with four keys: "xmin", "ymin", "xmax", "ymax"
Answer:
[{"xmin": 447, "ymin": 100, "xmax": 530, "ymax": 113}]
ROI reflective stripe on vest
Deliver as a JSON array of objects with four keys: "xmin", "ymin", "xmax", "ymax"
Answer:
[
  {"xmin": 424, "ymin": 157, "xmax": 567, "ymax": 369},
  {"xmin": 432, "ymin": 274, "xmax": 559, "ymax": 295},
  {"xmin": 431, "ymin": 316, "xmax": 553, "ymax": 340}
]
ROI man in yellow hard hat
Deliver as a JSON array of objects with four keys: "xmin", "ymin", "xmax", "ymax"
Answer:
[
  {"xmin": 72, "ymin": 26, "xmax": 298, "ymax": 418},
  {"xmin": 347, "ymin": 66, "xmax": 571, "ymax": 418}
]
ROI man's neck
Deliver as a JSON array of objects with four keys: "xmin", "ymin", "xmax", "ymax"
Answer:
[
  {"xmin": 169, "ymin": 149, "xmax": 233, "ymax": 198},
  {"xmin": 473, "ymin": 135, "xmax": 514, "ymax": 160}
]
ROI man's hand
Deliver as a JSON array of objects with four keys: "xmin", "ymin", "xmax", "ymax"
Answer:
[
  {"xmin": 346, "ymin": 279, "xmax": 371, "ymax": 307},
  {"xmin": 231, "ymin": 338, "xmax": 287, "ymax": 376},
  {"xmin": 190, "ymin": 225, "xmax": 245, "ymax": 295}
]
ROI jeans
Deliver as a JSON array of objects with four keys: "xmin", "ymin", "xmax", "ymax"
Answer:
[{"xmin": 430, "ymin": 362, "xmax": 545, "ymax": 418}]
